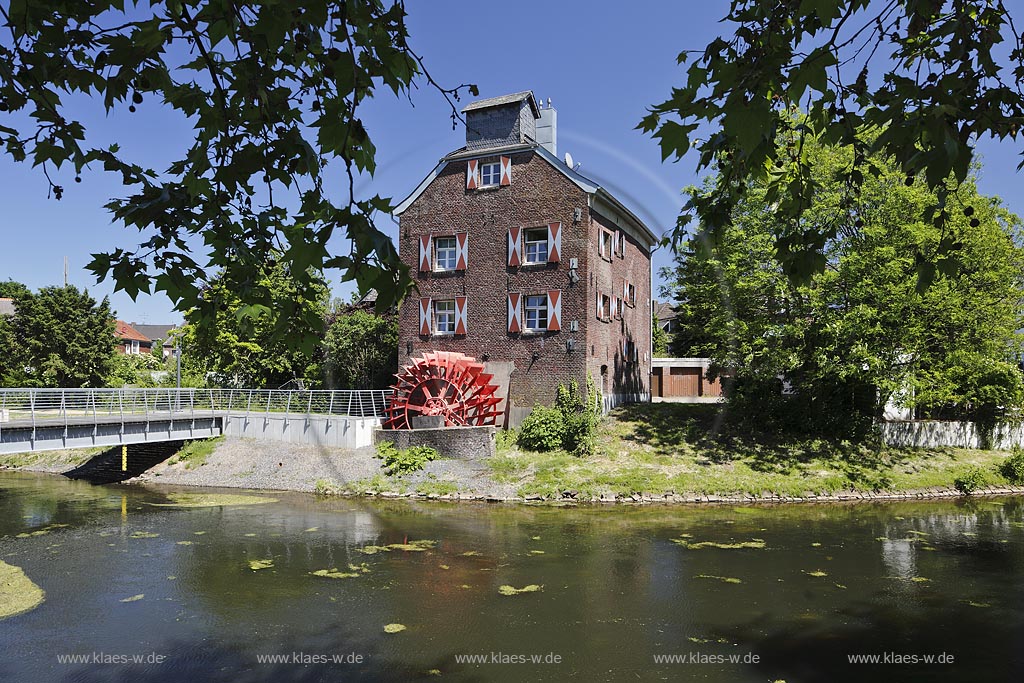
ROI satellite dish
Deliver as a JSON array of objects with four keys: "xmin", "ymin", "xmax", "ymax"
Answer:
[{"xmin": 564, "ymin": 152, "xmax": 574, "ymax": 168}]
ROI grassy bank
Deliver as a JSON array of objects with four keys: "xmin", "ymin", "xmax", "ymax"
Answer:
[{"xmin": 488, "ymin": 404, "xmax": 1020, "ymax": 499}]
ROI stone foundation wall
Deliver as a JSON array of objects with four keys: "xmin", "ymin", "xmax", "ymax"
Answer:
[{"xmin": 374, "ymin": 426, "xmax": 496, "ymax": 461}]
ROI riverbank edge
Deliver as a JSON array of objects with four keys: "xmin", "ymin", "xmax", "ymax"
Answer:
[
  {"xmin": 311, "ymin": 482, "xmax": 1024, "ymax": 505},
  {"xmin": 4, "ymin": 438, "xmax": 1024, "ymax": 506}
]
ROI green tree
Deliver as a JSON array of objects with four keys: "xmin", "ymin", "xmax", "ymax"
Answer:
[
  {"xmin": 643, "ymin": 1, "xmax": 1023, "ymax": 284},
  {"xmin": 107, "ymin": 353, "xmax": 162, "ymax": 388},
  {"xmin": 178, "ymin": 260, "xmax": 328, "ymax": 388},
  {"xmin": 0, "ymin": 280, "xmax": 30, "ymax": 300},
  {"xmin": 652, "ymin": 318, "xmax": 670, "ymax": 358},
  {"xmin": 0, "ymin": 0, "xmax": 474, "ymax": 339},
  {"xmin": 321, "ymin": 309, "xmax": 398, "ymax": 389},
  {"xmin": 664, "ymin": 138, "xmax": 1024, "ymax": 438},
  {"xmin": 6, "ymin": 286, "xmax": 116, "ymax": 388}
]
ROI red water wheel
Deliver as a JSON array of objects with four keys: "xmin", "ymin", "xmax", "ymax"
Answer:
[{"xmin": 383, "ymin": 351, "xmax": 502, "ymax": 429}]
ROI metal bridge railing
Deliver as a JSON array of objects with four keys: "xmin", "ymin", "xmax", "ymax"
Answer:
[{"xmin": 0, "ymin": 388, "xmax": 393, "ymax": 425}]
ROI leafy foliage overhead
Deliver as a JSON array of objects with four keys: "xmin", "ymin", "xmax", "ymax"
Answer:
[
  {"xmin": 641, "ymin": 0, "xmax": 1024, "ymax": 282},
  {"xmin": 0, "ymin": 0, "xmax": 475, "ymax": 336}
]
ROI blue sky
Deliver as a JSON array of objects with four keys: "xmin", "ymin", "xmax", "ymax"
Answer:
[{"xmin": 1, "ymin": 0, "xmax": 1021, "ymax": 324}]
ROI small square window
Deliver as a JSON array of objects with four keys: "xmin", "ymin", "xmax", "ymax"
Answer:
[
  {"xmin": 524, "ymin": 294, "xmax": 548, "ymax": 332},
  {"xmin": 434, "ymin": 237, "xmax": 457, "ymax": 271},
  {"xmin": 434, "ymin": 299, "xmax": 455, "ymax": 334},
  {"xmin": 480, "ymin": 162, "xmax": 501, "ymax": 187},
  {"xmin": 524, "ymin": 227, "xmax": 549, "ymax": 264}
]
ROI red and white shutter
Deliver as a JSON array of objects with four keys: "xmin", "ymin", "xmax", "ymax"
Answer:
[
  {"xmin": 507, "ymin": 293, "xmax": 522, "ymax": 333},
  {"xmin": 500, "ymin": 156, "xmax": 512, "ymax": 186},
  {"xmin": 596, "ymin": 290, "xmax": 603, "ymax": 320},
  {"xmin": 508, "ymin": 227, "xmax": 522, "ymax": 267},
  {"xmin": 455, "ymin": 296, "xmax": 467, "ymax": 335},
  {"xmin": 466, "ymin": 160, "xmax": 478, "ymax": 190},
  {"xmin": 419, "ymin": 235, "xmax": 432, "ymax": 272},
  {"xmin": 547, "ymin": 222, "xmax": 561, "ymax": 262},
  {"xmin": 455, "ymin": 232, "xmax": 468, "ymax": 270},
  {"xmin": 623, "ymin": 279, "xmax": 630, "ymax": 303},
  {"xmin": 547, "ymin": 290, "xmax": 562, "ymax": 331},
  {"xmin": 419, "ymin": 298, "xmax": 432, "ymax": 336},
  {"xmin": 612, "ymin": 231, "xmax": 619, "ymax": 258}
]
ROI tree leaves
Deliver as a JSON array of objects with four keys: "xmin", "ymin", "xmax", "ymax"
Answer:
[
  {"xmin": 0, "ymin": 0, "xmax": 475, "ymax": 346},
  {"xmin": 644, "ymin": 0, "xmax": 1024, "ymax": 285}
]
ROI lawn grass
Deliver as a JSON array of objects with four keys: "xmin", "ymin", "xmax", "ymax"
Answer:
[{"xmin": 491, "ymin": 403, "xmax": 1017, "ymax": 499}]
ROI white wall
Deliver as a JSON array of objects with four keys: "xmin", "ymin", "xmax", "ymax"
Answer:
[
  {"xmin": 222, "ymin": 414, "xmax": 381, "ymax": 449},
  {"xmin": 879, "ymin": 420, "xmax": 1024, "ymax": 450}
]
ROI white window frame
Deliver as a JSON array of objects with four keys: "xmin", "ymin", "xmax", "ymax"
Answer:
[
  {"xmin": 480, "ymin": 161, "xmax": 501, "ymax": 187},
  {"xmin": 129, "ymin": 340, "xmax": 140, "ymax": 355},
  {"xmin": 523, "ymin": 227, "xmax": 549, "ymax": 264},
  {"xmin": 524, "ymin": 294, "xmax": 548, "ymax": 332},
  {"xmin": 434, "ymin": 299, "xmax": 456, "ymax": 335},
  {"xmin": 434, "ymin": 236, "xmax": 457, "ymax": 272}
]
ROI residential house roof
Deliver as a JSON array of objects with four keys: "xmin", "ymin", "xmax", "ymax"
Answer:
[
  {"xmin": 394, "ymin": 143, "xmax": 659, "ymax": 246},
  {"xmin": 114, "ymin": 320, "xmax": 151, "ymax": 343},
  {"xmin": 461, "ymin": 90, "xmax": 541, "ymax": 118},
  {"xmin": 653, "ymin": 300, "xmax": 677, "ymax": 324},
  {"xmin": 0, "ymin": 298, "xmax": 14, "ymax": 317},
  {"xmin": 130, "ymin": 324, "xmax": 177, "ymax": 344}
]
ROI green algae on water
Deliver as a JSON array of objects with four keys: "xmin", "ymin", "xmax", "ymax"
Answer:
[
  {"xmin": 149, "ymin": 493, "xmax": 277, "ymax": 508},
  {"xmin": 0, "ymin": 560, "xmax": 44, "ymax": 619},
  {"xmin": 311, "ymin": 564, "xmax": 369, "ymax": 579},
  {"xmin": 498, "ymin": 584, "xmax": 543, "ymax": 596},
  {"xmin": 130, "ymin": 531, "xmax": 159, "ymax": 539},
  {"xmin": 248, "ymin": 559, "xmax": 274, "ymax": 571},
  {"xmin": 694, "ymin": 575, "xmax": 742, "ymax": 584},
  {"xmin": 803, "ymin": 570, "xmax": 828, "ymax": 578},
  {"xmin": 384, "ymin": 623, "xmax": 406, "ymax": 633},
  {"xmin": 119, "ymin": 594, "xmax": 144, "ymax": 602},
  {"xmin": 672, "ymin": 538, "xmax": 766, "ymax": 550}
]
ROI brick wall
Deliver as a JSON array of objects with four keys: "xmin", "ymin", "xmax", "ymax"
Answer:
[
  {"xmin": 586, "ymin": 211, "xmax": 652, "ymax": 401},
  {"xmin": 398, "ymin": 150, "xmax": 651, "ymax": 419}
]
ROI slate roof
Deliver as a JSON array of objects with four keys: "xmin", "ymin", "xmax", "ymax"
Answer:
[
  {"xmin": 131, "ymin": 324, "xmax": 177, "ymax": 343},
  {"xmin": 461, "ymin": 91, "xmax": 540, "ymax": 118},
  {"xmin": 653, "ymin": 300, "xmax": 677, "ymax": 323}
]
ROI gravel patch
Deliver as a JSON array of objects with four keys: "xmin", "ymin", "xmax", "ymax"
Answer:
[{"xmin": 136, "ymin": 437, "xmax": 384, "ymax": 493}]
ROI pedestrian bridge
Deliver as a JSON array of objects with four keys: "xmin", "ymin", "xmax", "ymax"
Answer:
[{"xmin": 0, "ymin": 388, "xmax": 391, "ymax": 455}]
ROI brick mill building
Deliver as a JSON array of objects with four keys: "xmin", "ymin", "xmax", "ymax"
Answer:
[{"xmin": 394, "ymin": 91, "xmax": 657, "ymax": 425}]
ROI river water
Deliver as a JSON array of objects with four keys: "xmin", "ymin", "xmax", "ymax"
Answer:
[{"xmin": 1, "ymin": 471, "xmax": 1021, "ymax": 682}]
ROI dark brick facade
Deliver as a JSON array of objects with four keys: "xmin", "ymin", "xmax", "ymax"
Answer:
[{"xmin": 397, "ymin": 149, "xmax": 653, "ymax": 421}]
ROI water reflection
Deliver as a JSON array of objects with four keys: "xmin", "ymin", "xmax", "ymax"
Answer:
[{"xmin": 0, "ymin": 472, "xmax": 1022, "ymax": 682}]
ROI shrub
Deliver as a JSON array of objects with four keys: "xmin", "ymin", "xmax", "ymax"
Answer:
[
  {"xmin": 517, "ymin": 405, "xmax": 565, "ymax": 452},
  {"xmin": 954, "ymin": 466, "xmax": 988, "ymax": 495},
  {"xmin": 1000, "ymin": 447, "xmax": 1024, "ymax": 484},
  {"xmin": 374, "ymin": 441, "xmax": 439, "ymax": 475},
  {"xmin": 519, "ymin": 377, "xmax": 602, "ymax": 456}
]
